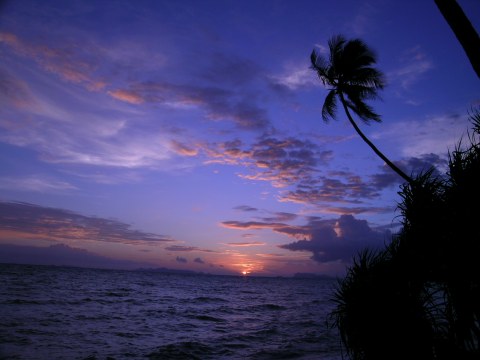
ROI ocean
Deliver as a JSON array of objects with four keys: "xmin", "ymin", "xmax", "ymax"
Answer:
[{"xmin": 0, "ymin": 263, "xmax": 343, "ymax": 360}]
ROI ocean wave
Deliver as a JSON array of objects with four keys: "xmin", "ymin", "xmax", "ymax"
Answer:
[{"xmin": 148, "ymin": 341, "xmax": 233, "ymax": 360}]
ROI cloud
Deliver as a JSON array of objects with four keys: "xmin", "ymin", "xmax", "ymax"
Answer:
[
  {"xmin": 176, "ymin": 256, "xmax": 188, "ymax": 263},
  {"xmin": 320, "ymin": 206, "xmax": 395, "ymax": 215},
  {"xmin": 109, "ymin": 81, "xmax": 270, "ymax": 131},
  {"xmin": 0, "ymin": 201, "xmax": 173, "ymax": 245},
  {"xmin": 270, "ymin": 62, "xmax": 318, "ymax": 90},
  {"xmin": 280, "ymin": 173, "xmax": 381, "ymax": 205},
  {"xmin": 222, "ymin": 211, "xmax": 390, "ymax": 264},
  {"xmin": 279, "ymin": 214, "xmax": 390, "ymax": 263},
  {"xmin": 164, "ymin": 245, "xmax": 216, "ymax": 253},
  {"xmin": 0, "ymin": 175, "xmax": 77, "ymax": 193},
  {"xmin": 206, "ymin": 136, "xmax": 332, "ymax": 189},
  {"xmin": 0, "ymin": 243, "xmax": 150, "ymax": 269},
  {"xmin": 389, "ymin": 46, "xmax": 433, "ymax": 90},
  {"xmin": 194, "ymin": 257, "xmax": 205, "ymax": 264},
  {"xmin": 0, "ymin": 68, "xmax": 36, "ymax": 109},
  {"xmin": 234, "ymin": 205, "xmax": 258, "ymax": 212},
  {"xmin": 259, "ymin": 211, "xmax": 298, "ymax": 222},
  {"xmin": 0, "ymin": 31, "xmax": 105, "ymax": 91},
  {"xmin": 369, "ymin": 154, "xmax": 448, "ymax": 189},
  {"xmin": 201, "ymin": 52, "xmax": 261, "ymax": 86},
  {"xmin": 347, "ymin": 2, "xmax": 378, "ymax": 36},
  {"xmin": 170, "ymin": 140, "xmax": 199, "ymax": 157},
  {"xmin": 372, "ymin": 113, "xmax": 469, "ymax": 159},
  {"xmin": 0, "ymin": 99, "xmax": 174, "ymax": 168},
  {"xmin": 206, "ymin": 135, "xmax": 398, "ymax": 208},
  {"xmin": 107, "ymin": 89, "xmax": 145, "ymax": 104},
  {"xmin": 220, "ymin": 220, "xmax": 310, "ymax": 239},
  {"xmin": 226, "ymin": 241, "xmax": 266, "ymax": 247}
]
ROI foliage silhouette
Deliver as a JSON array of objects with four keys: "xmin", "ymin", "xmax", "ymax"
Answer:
[
  {"xmin": 310, "ymin": 35, "xmax": 413, "ymax": 184},
  {"xmin": 331, "ymin": 110, "xmax": 480, "ymax": 359}
]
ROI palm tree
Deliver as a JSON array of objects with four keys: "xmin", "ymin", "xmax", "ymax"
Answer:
[{"xmin": 311, "ymin": 35, "xmax": 413, "ymax": 184}]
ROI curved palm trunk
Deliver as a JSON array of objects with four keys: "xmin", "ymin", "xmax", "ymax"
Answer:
[
  {"xmin": 435, "ymin": 0, "xmax": 480, "ymax": 78},
  {"xmin": 339, "ymin": 93, "xmax": 413, "ymax": 184}
]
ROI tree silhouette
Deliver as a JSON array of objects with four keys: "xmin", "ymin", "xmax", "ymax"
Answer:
[
  {"xmin": 331, "ymin": 110, "xmax": 480, "ymax": 359},
  {"xmin": 310, "ymin": 35, "xmax": 413, "ymax": 184}
]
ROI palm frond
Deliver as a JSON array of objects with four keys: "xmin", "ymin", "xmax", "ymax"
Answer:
[
  {"xmin": 310, "ymin": 50, "xmax": 331, "ymax": 86},
  {"xmin": 322, "ymin": 90, "xmax": 337, "ymax": 122},
  {"xmin": 328, "ymin": 35, "xmax": 346, "ymax": 72},
  {"xmin": 351, "ymin": 67, "xmax": 385, "ymax": 89},
  {"xmin": 344, "ymin": 92, "xmax": 382, "ymax": 123}
]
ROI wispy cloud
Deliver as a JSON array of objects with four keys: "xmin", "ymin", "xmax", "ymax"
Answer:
[
  {"xmin": 372, "ymin": 112, "xmax": 469, "ymax": 159},
  {"xmin": 220, "ymin": 220, "xmax": 310, "ymax": 239},
  {"xmin": 0, "ymin": 175, "xmax": 77, "ymax": 193},
  {"xmin": 234, "ymin": 205, "xmax": 258, "ymax": 212},
  {"xmin": 226, "ymin": 241, "xmax": 266, "ymax": 247},
  {"xmin": 170, "ymin": 140, "xmax": 199, "ymax": 157},
  {"xmin": 0, "ymin": 201, "xmax": 173, "ymax": 245},
  {"xmin": 389, "ymin": 46, "xmax": 433, "ymax": 90},
  {"xmin": 269, "ymin": 61, "xmax": 318, "ymax": 90},
  {"xmin": 0, "ymin": 32, "xmax": 105, "ymax": 91},
  {"xmin": 164, "ymin": 245, "xmax": 216, "ymax": 253},
  {"xmin": 108, "ymin": 81, "xmax": 270, "ymax": 131},
  {"xmin": 347, "ymin": 2, "xmax": 378, "ymax": 36},
  {"xmin": 0, "ymin": 68, "xmax": 36, "ymax": 109}
]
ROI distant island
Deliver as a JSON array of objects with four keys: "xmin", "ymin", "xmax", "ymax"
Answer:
[{"xmin": 293, "ymin": 272, "xmax": 335, "ymax": 280}]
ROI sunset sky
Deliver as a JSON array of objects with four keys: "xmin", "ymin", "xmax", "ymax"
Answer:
[{"xmin": 0, "ymin": 0, "xmax": 479, "ymax": 276}]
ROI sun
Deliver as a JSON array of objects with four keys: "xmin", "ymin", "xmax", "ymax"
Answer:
[{"xmin": 241, "ymin": 270, "xmax": 249, "ymax": 276}]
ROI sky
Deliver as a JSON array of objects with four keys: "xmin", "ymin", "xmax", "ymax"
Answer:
[{"xmin": 0, "ymin": 0, "xmax": 479, "ymax": 276}]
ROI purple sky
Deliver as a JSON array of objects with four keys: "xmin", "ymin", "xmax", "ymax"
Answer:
[{"xmin": 0, "ymin": 0, "xmax": 479, "ymax": 276}]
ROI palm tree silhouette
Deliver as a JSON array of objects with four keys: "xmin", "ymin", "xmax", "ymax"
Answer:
[{"xmin": 310, "ymin": 35, "xmax": 413, "ymax": 184}]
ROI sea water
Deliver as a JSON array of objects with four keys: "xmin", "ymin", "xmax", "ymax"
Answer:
[{"xmin": 0, "ymin": 264, "xmax": 343, "ymax": 359}]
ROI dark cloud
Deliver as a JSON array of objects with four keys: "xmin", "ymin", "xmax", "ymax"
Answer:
[
  {"xmin": 370, "ymin": 154, "xmax": 448, "ymax": 189},
  {"xmin": 0, "ymin": 243, "xmax": 151, "ymax": 269},
  {"xmin": 222, "ymin": 211, "xmax": 390, "ymax": 264},
  {"xmin": 207, "ymin": 135, "xmax": 402, "ymax": 209},
  {"xmin": 323, "ymin": 206, "xmax": 395, "ymax": 215},
  {"xmin": 281, "ymin": 174, "xmax": 380, "ymax": 205},
  {"xmin": 226, "ymin": 241, "xmax": 265, "ymax": 247},
  {"xmin": 0, "ymin": 201, "xmax": 173, "ymax": 245},
  {"xmin": 194, "ymin": 257, "xmax": 205, "ymax": 264},
  {"xmin": 176, "ymin": 256, "xmax": 187, "ymax": 263},
  {"xmin": 164, "ymin": 245, "xmax": 216, "ymax": 253},
  {"xmin": 221, "ymin": 220, "xmax": 310, "ymax": 239},
  {"xmin": 234, "ymin": 205, "xmax": 258, "ymax": 212},
  {"xmin": 201, "ymin": 52, "xmax": 261, "ymax": 86},
  {"xmin": 259, "ymin": 211, "xmax": 298, "ymax": 222},
  {"xmin": 279, "ymin": 214, "xmax": 390, "ymax": 263},
  {"xmin": 207, "ymin": 135, "xmax": 332, "ymax": 190},
  {"xmin": 109, "ymin": 80, "xmax": 269, "ymax": 131}
]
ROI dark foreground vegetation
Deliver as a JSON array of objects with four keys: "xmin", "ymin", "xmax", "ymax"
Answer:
[{"xmin": 331, "ymin": 112, "xmax": 480, "ymax": 359}]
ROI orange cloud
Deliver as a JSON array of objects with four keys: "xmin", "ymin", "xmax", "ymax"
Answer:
[
  {"xmin": 0, "ymin": 201, "xmax": 173, "ymax": 246},
  {"xmin": 226, "ymin": 241, "xmax": 266, "ymax": 247},
  {"xmin": 170, "ymin": 140, "xmax": 199, "ymax": 156},
  {"xmin": 108, "ymin": 89, "xmax": 145, "ymax": 104},
  {"xmin": 1, "ymin": 32, "xmax": 104, "ymax": 92}
]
